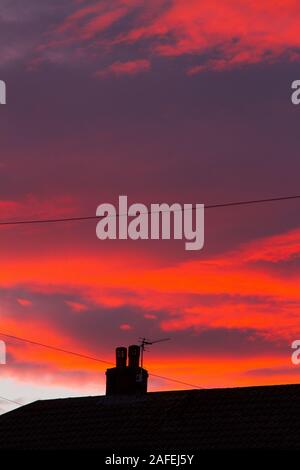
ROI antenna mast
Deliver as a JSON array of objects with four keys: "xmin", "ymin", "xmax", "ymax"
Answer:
[{"xmin": 139, "ymin": 337, "xmax": 170, "ymax": 368}]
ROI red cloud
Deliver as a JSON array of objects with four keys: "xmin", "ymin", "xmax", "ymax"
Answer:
[
  {"xmin": 45, "ymin": 0, "xmax": 300, "ymax": 72},
  {"xmin": 65, "ymin": 300, "xmax": 88, "ymax": 313},
  {"xmin": 119, "ymin": 323, "xmax": 133, "ymax": 331},
  {"xmin": 96, "ymin": 59, "xmax": 151, "ymax": 77},
  {"xmin": 0, "ymin": 195, "xmax": 78, "ymax": 221},
  {"xmin": 16, "ymin": 298, "xmax": 32, "ymax": 307},
  {"xmin": 1, "ymin": 210, "xmax": 300, "ymax": 391},
  {"xmin": 2, "ymin": 225, "xmax": 300, "ymax": 393},
  {"xmin": 0, "ymin": 225, "xmax": 300, "ymax": 340}
]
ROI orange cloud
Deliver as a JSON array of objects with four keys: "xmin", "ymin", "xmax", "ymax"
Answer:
[
  {"xmin": 0, "ymin": 225, "xmax": 300, "ymax": 340},
  {"xmin": 1, "ymin": 223, "xmax": 300, "ymax": 391}
]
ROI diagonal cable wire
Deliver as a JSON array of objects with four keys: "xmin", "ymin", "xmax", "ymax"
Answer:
[
  {"xmin": 0, "ymin": 331, "xmax": 113, "ymax": 365},
  {"xmin": 0, "ymin": 331, "xmax": 203, "ymax": 390},
  {"xmin": 0, "ymin": 396, "xmax": 22, "ymax": 406},
  {"xmin": 1, "ymin": 192, "xmax": 298, "ymax": 399},
  {"xmin": 0, "ymin": 194, "xmax": 299, "ymax": 227}
]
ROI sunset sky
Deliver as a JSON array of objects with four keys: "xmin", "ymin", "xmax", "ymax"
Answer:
[{"xmin": 1, "ymin": 0, "xmax": 300, "ymax": 414}]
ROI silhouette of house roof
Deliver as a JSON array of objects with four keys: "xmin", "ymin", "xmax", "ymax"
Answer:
[{"xmin": 0, "ymin": 384, "xmax": 299, "ymax": 450}]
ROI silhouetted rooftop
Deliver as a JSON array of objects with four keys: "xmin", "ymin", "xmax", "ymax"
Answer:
[{"xmin": 0, "ymin": 384, "xmax": 300, "ymax": 450}]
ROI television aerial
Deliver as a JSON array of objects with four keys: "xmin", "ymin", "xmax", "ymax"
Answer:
[{"xmin": 138, "ymin": 337, "xmax": 171, "ymax": 368}]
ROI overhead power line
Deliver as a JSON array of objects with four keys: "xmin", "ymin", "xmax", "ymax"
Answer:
[
  {"xmin": 0, "ymin": 194, "xmax": 299, "ymax": 227},
  {"xmin": 0, "ymin": 331, "xmax": 203, "ymax": 390},
  {"xmin": 205, "ymin": 194, "xmax": 300, "ymax": 209},
  {"xmin": 0, "ymin": 396, "xmax": 22, "ymax": 406},
  {"xmin": 147, "ymin": 373, "xmax": 202, "ymax": 389},
  {"xmin": 0, "ymin": 192, "xmax": 298, "ymax": 401},
  {"xmin": 0, "ymin": 331, "xmax": 113, "ymax": 366}
]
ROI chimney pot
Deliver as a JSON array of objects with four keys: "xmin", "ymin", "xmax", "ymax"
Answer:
[
  {"xmin": 106, "ymin": 344, "xmax": 148, "ymax": 396},
  {"xmin": 128, "ymin": 344, "xmax": 140, "ymax": 368},
  {"xmin": 116, "ymin": 347, "xmax": 127, "ymax": 367}
]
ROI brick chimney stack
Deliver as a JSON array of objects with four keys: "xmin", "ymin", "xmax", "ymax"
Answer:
[{"xmin": 106, "ymin": 345, "xmax": 148, "ymax": 396}]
